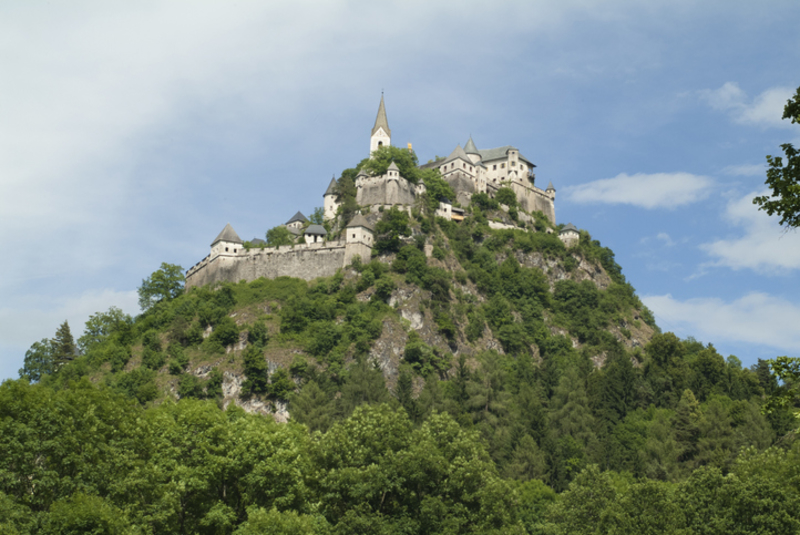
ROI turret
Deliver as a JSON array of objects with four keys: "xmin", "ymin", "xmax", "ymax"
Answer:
[
  {"xmin": 210, "ymin": 223, "xmax": 243, "ymax": 259},
  {"xmin": 323, "ymin": 176, "xmax": 339, "ymax": 221},
  {"xmin": 546, "ymin": 181, "xmax": 556, "ymax": 198},
  {"xmin": 370, "ymin": 94, "xmax": 391, "ymax": 156},
  {"xmin": 464, "ymin": 136, "xmax": 481, "ymax": 164}
]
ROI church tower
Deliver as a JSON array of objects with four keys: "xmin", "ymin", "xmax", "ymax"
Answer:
[{"xmin": 370, "ymin": 94, "xmax": 391, "ymax": 156}]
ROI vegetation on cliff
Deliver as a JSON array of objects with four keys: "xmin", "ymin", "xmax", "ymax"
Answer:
[{"xmin": 6, "ymin": 192, "xmax": 799, "ymax": 534}]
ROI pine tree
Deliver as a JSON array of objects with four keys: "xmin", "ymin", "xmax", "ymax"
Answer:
[
  {"xmin": 52, "ymin": 321, "xmax": 76, "ymax": 367},
  {"xmin": 673, "ymin": 389, "xmax": 702, "ymax": 463}
]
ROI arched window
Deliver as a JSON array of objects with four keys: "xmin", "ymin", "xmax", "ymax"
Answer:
[{"xmin": 378, "ymin": 141, "xmax": 383, "ymax": 147}]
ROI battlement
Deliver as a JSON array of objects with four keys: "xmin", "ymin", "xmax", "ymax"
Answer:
[{"xmin": 185, "ymin": 238, "xmax": 370, "ymax": 290}]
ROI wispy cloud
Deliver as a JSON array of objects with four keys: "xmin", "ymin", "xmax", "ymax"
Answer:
[
  {"xmin": 564, "ymin": 172, "xmax": 714, "ymax": 209},
  {"xmin": 643, "ymin": 292, "xmax": 800, "ymax": 355},
  {"xmin": 699, "ymin": 191, "xmax": 800, "ymax": 273},
  {"xmin": 723, "ymin": 163, "xmax": 766, "ymax": 177},
  {"xmin": 701, "ymin": 82, "xmax": 794, "ymax": 128}
]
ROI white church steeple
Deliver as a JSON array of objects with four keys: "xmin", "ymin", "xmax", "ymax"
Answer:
[{"xmin": 370, "ymin": 93, "xmax": 391, "ymax": 156}]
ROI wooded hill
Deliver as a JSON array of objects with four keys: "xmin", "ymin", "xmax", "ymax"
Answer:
[{"xmin": 5, "ymin": 191, "xmax": 798, "ymax": 534}]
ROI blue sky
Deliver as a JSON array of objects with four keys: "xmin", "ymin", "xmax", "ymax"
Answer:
[{"xmin": 2, "ymin": 1, "xmax": 799, "ymax": 380}]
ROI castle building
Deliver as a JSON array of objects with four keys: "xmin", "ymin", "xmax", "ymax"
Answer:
[
  {"xmin": 185, "ymin": 96, "xmax": 558, "ymax": 289},
  {"xmin": 324, "ymin": 96, "xmax": 556, "ymax": 223}
]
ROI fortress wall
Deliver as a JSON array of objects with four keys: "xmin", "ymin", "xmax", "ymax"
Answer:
[
  {"xmin": 510, "ymin": 181, "xmax": 555, "ymax": 223},
  {"xmin": 186, "ymin": 241, "xmax": 348, "ymax": 289},
  {"xmin": 357, "ymin": 179, "xmax": 417, "ymax": 206},
  {"xmin": 444, "ymin": 172, "xmax": 476, "ymax": 206}
]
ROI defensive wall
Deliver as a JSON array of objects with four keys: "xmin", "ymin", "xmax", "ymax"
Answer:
[{"xmin": 185, "ymin": 239, "xmax": 371, "ymax": 289}]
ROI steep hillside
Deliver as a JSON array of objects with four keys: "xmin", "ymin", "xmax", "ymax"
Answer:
[{"xmin": 7, "ymin": 192, "xmax": 797, "ymax": 534}]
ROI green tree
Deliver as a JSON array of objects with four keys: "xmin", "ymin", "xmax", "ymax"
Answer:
[
  {"xmin": 373, "ymin": 207, "xmax": 411, "ymax": 254},
  {"xmin": 77, "ymin": 307, "xmax": 133, "ymax": 353},
  {"xmin": 754, "ymin": 85, "xmax": 800, "ymax": 228},
  {"xmin": 19, "ymin": 338, "xmax": 54, "ymax": 382},
  {"xmin": 266, "ymin": 225, "xmax": 294, "ymax": 247},
  {"xmin": 495, "ymin": 187, "xmax": 517, "ymax": 207},
  {"xmin": 762, "ymin": 355, "xmax": 800, "ymax": 429},
  {"xmin": 52, "ymin": 321, "xmax": 76, "ymax": 367},
  {"xmin": 138, "ymin": 262, "xmax": 184, "ymax": 311},
  {"xmin": 310, "ymin": 206, "xmax": 325, "ymax": 225}
]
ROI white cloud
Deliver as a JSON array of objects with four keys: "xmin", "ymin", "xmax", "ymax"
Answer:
[
  {"xmin": 723, "ymin": 163, "xmax": 766, "ymax": 177},
  {"xmin": 699, "ymin": 191, "xmax": 800, "ymax": 272},
  {"xmin": 701, "ymin": 82, "xmax": 794, "ymax": 128},
  {"xmin": 564, "ymin": 172, "xmax": 713, "ymax": 209},
  {"xmin": 643, "ymin": 292, "xmax": 800, "ymax": 355}
]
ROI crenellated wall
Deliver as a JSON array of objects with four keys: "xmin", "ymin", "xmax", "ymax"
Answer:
[{"xmin": 186, "ymin": 240, "xmax": 350, "ymax": 289}]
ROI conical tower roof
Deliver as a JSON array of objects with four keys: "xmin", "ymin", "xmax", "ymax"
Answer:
[
  {"xmin": 347, "ymin": 213, "xmax": 373, "ymax": 230},
  {"xmin": 546, "ymin": 181, "xmax": 555, "ymax": 191},
  {"xmin": 388, "ymin": 161, "xmax": 400, "ymax": 171},
  {"xmin": 286, "ymin": 211, "xmax": 308, "ymax": 225},
  {"xmin": 324, "ymin": 176, "xmax": 338, "ymax": 196},
  {"xmin": 211, "ymin": 223, "xmax": 242, "ymax": 246},
  {"xmin": 371, "ymin": 94, "xmax": 391, "ymax": 137},
  {"xmin": 464, "ymin": 136, "xmax": 479, "ymax": 155}
]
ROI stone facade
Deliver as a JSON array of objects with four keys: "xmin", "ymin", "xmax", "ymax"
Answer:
[
  {"xmin": 185, "ymin": 96, "xmax": 560, "ymax": 290},
  {"xmin": 186, "ymin": 239, "xmax": 353, "ymax": 289}
]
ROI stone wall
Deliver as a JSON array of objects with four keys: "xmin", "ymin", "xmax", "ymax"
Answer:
[
  {"xmin": 186, "ymin": 240, "xmax": 349, "ymax": 289},
  {"xmin": 357, "ymin": 176, "xmax": 417, "ymax": 207},
  {"xmin": 488, "ymin": 179, "xmax": 555, "ymax": 223}
]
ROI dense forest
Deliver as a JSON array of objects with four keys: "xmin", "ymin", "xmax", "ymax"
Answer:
[{"xmin": 5, "ymin": 168, "xmax": 799, "ymax": 533}]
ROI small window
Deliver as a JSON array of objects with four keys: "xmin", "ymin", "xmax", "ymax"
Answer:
[
  {"xmin": 225, "ymin": 247, "xmax": 229, "ymax": 252},
  {"xmin": 511, "ymin": 162, "xmax": 515, "ymax": 167},
  {"xmin": 234, "ymin": 249, "xmax": 237, "ymax": 253},
  {"xmin": 493, "ymin": 164, "xmax": 497, "ymax": 170},
  {"xmin": 352, "ymin": 233, "xmax": 356, "ymax": 238},
  {"xmin": 378, "ymin": 141, "xmax": 383, "ymax": 147},
  {"xmin": 501, "ymin": 163, "xmax": 505, "ymax": 169}
]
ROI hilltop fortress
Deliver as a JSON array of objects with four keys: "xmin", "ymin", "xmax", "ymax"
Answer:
[{"xmin": 185, "ymin": 97, "xmax": 557, "ymax": 289}]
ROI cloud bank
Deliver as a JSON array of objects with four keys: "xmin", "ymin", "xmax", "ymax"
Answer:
[
  {"xmin": 643, "ymin": 292, "xmax": 800, "ymax": 355},
  {"xmin": 702, "ymin": 82, "xmax": 794, "ymax": 128},
  {"xmin": 700, "ymin": 191, "xmax": 800, "ymax": 272},
  {"xmin": 564, "ymin": 172, "xmax": 714, "ymax": 209}
]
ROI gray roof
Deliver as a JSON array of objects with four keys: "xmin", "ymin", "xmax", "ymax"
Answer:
[
  {"xmin": 347, "ymin": 213, "xmax": 373, "ymax": 230},
  {"xmin": 478, "ymin": 145, "xmax": 536, "ymax": 168},
  {"xmin": 286, "ymin": 211, "xmax": 308, "ymax": 225},
  {"xmin": 442, "ymin": 144, "xmax": 471, "ymax": 166},
  {"xmin": 211, "ymin": 223, "xmax": 242, "ymax": 246},
  {"xmin": 305, "ymin": 224, "xmax": 327, "ymax": 236},
  {"xmin": 324, "ymin": 177, "xmax": 337, "ymax": 196},
  {"xmin": 371, "ymin": 94, "xmax": 391, "ymax": 137},
  {"xmin": 546, "ymin": 181, "xmax": 555, "ymax": 191},
  {"xmin": 464, "ymin": 136, "xmax": 479, "ymax": 155},
  {"xmin": 250, "ymin": 238, "xmax": 266, "ymax": 245},
  {"xmin": 560, "ymin": 223, "xmax": 578, "ymax": 233},
  {"xmin": 387, "ymin": 161, "xmax": 400, "ymax": 172}
]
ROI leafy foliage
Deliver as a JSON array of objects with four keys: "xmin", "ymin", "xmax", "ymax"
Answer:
[
  {"xmin": 137, "ymin": 262, "xmax": 184, "ymax": 311},
  {"xmin": 754, "ymin": 85, "xmax": 800, "ymax": 228}
]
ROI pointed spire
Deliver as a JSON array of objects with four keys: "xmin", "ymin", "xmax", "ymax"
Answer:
[
  {"xmin": 546, "ymin": 181, "xmax": 555, "ymax": 192},
  {"xmin": 387, "ymin": 161, "xmax": 400, "ymax": 171},
  {"xmin": 211, "ymin": 223, "xmax": 242, "ymax": 246},
  {"xmin": 324, "ymin": 176, "xmax": 338, "ymax": 196},
  {"xmin": 464, "ymin": 136, "xmax": 479, "ymax": 155},
  {"xmin": 371, "ymin": 94, "xmax": 391, "ymax": 137}
]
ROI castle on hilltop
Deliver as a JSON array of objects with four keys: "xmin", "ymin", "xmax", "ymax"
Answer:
[{"xmin": 185, "ymin": 97, "xmax": 557, "ymax": 289}]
